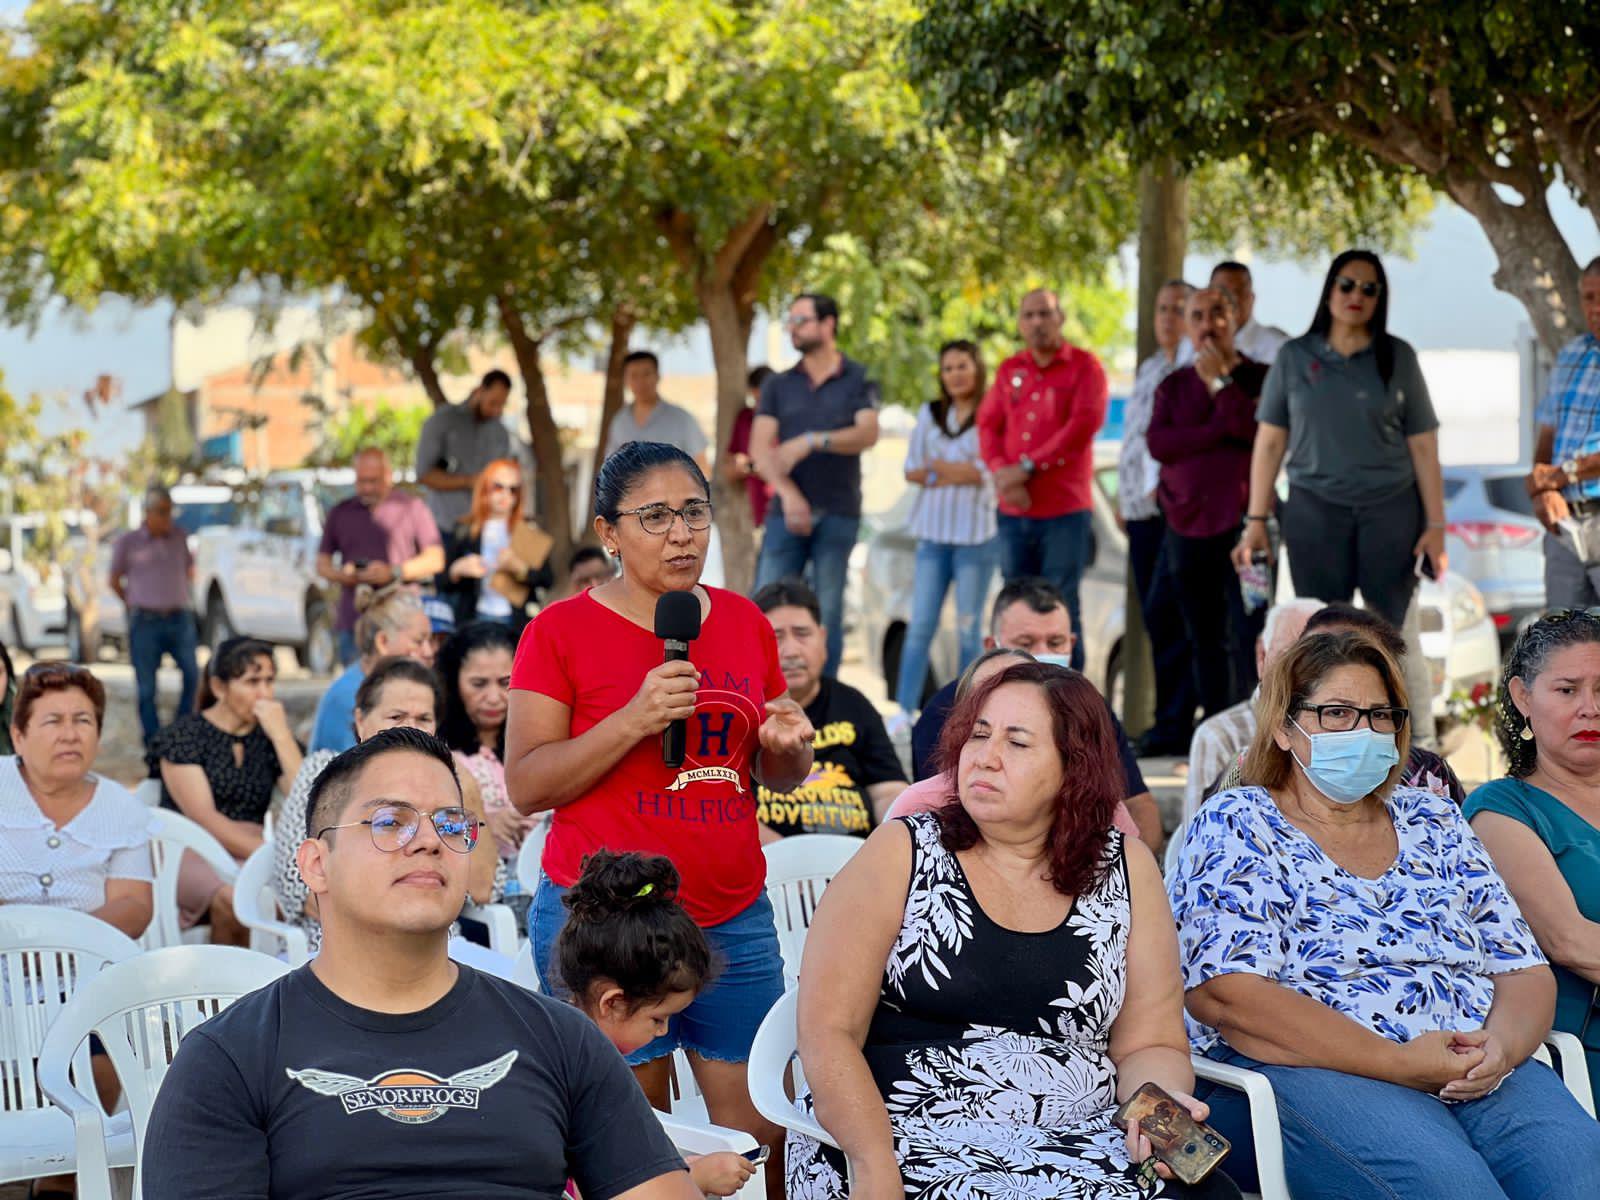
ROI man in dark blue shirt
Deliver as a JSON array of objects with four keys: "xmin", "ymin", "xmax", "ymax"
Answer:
[
  {"xmin": 143, "ymin": 728, "xmax": 696, "ymax": 1200},
  {"xmin": 752, "ymin": 292, "xmax": 880, "ymax": 674}
]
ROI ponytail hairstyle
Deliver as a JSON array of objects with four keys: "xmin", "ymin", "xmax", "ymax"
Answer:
[{"xmin": 556, "ymin": 850, "xmax": 714, "ymax": 1010}]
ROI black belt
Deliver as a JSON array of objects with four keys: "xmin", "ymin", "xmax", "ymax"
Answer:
[{"xmin": 1571, "ymin": 498, "xmax": 1600, "ymax": 518}]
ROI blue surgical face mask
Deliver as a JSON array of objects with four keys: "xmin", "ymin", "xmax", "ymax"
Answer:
[
  {"xmin": 1290, "ymin": 719, "xmax": 1399, "ymax": 805},
  {"xmin": 1034, "ymin": 654, "xmax": 1073, "ymax": 669}
]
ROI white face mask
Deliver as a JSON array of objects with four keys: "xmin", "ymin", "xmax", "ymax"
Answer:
[
  {"xmin": 1290, "ymin": 719, "xmax": 1399, "ymax": 804},
  {"xmin": 1034, "ymin": 654, "xmax": 1073, "ymax": 670}
]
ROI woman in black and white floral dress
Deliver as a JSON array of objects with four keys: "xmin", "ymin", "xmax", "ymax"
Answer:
[{"xmin": 789, "ymin": 662, "xmax": 1240, "ymax": 1200}]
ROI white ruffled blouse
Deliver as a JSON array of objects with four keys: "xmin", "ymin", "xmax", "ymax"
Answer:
[{"xmin": 0, "ymin": 755, "xmax": 152, "ymax": 913}]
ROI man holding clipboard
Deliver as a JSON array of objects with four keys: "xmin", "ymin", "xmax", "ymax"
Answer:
[{"xmin": 438, "ymin": 459, "xmax": 555, "ymax": 634}]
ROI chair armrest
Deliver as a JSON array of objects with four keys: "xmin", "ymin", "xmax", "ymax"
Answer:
[
  {"xmin": 1543, "ymin": 1031, "xmax": 1596, "ymax": 1117},
  {"xmin": 745, "ymin": 1056, "xmax": 836, "ymax": 1150},
  {"xmin": 461, "ymin": 901, "xmax": 520, "ymax": 956},
  {"xmin": 1191, "ymin": 1054, "xmax": 1292, "ymax": 1200},
  {"xmin": 37, "ymin": 1051, "xmax": 115, "ymax": 1200}
]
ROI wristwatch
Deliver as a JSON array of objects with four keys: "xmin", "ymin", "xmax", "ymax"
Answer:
[
  {"xmin": 1207, "ymin": 373, "xmax": 1233, "ymax": 396},
  {"xmin": 1019, "ymin": 455, "xmax": 1037, "ymax": 477},
  {"xmin": 1562, "ymin": 457, "xmax": 1581, "ymax": 485}
]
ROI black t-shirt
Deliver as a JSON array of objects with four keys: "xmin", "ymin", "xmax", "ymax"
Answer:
[
  {"xmin": 142, "ymin": 963, "xmax": 685, "ymax": 1200},
  {"xmin": 910, "ymin": 679, "xmax": 1148, "ymax": 797},
  {"xmin": 757, "ymin": 677, "xmax": 906, "ymax": 838}
]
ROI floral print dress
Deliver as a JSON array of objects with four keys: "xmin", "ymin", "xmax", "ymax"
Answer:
[
  {"xmin": 787, "ymin": 811, "xmax": 1160, "ymax": 1200},
  {"xmin": 1169, "ymin": 785, "xmax": 1545, "ymax": 1054}
]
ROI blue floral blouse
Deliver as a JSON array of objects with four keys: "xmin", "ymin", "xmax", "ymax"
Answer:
[{"xmin": 1169, "ymin": 786, "xmax": 1545, "ymax": 1054}]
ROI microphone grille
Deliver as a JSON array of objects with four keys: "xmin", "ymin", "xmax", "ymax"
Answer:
[{"xmin": 654, "ymin": 590, "xmax": 702, "ymax": 640}]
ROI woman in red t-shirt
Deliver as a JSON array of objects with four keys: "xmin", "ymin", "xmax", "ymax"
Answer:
[{"xmin": 507, "ymin": 440, "xmax": 813, "ymax": 1162}]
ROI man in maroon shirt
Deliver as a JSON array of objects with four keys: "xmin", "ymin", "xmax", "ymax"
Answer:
[
  {"xmin": 1147, "ymin": 286, "xmax": 1266, "ymax": 717},
  {"xmin": 978, "ymin": 289, "xmax": 1109, "ymax": 670}
]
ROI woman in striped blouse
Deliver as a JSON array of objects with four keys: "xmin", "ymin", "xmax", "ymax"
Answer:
[{"xmin": 895, "ymin": 340, "xmax": 999, "ymax": 715}]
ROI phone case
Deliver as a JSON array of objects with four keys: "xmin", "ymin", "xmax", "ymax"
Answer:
[{"xmin": 1113, "ymin": 1082, "xmax": 1231, "ymax": 1185}]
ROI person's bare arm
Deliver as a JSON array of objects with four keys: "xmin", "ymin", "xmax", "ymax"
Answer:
[
  {"xmin": 798, "ymin": 821, "xmax": 914, "ymax": 1196},
  {"xmin": 160, "ymin": 762, "xmax": 266, "ymax": 859},
  {"xmin": 921, "ymin": 460, "xmax": 984, "ymax": 486},
  {"xmin": 1107, "ymin": 841, "xmax": 1194, "ymax": 1100},
  {"xmin": 751, "ymin": 412, "xmax": 807, "ymax": 513},
  {"xmin": 820, "ymin": 408, "xmax": 879, "ymax": 456},
  {"xmin": 92, "ymin": 877, "xmax": 154, "ymax": 940},
  {"xmin": 505, "ymin": 660, "xmax": 696, "ymax": 814},
  {"xmin": 418, "ymin": 467, "xmax": 474, "ymax": 493},
  {"xmin": 399, "ymin": 544, "xmax": 445, "ymax": 583},
  {"xmin": 315, "ymin": 552, "xmax": 353, "ymax": 587},
  {"xmin": 1124, "ymin": 791, "xmax": 1164, "ymax": 853},
  {"xmin": 1471, "ymin": 812, "xmax": 1600, "ymax": 982},
  {"xmin": 1243, "ymin": 423, "xmax": 1288, "ymax": 520},
  {"xmin": 867, "ymin": 780, "xmax": 905, "ymax": 824}
]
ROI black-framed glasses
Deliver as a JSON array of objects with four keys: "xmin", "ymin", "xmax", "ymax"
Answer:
[
  {"xmin": 1295, "ymin": 702, "xmax": 1409, "ymax": 734},
  {"xmin": 318, "ymin": 803, "xmax": 481, "ymax": 853},
  {"xmin": 615, "ymin": 500, "xmax": 714, "ymax": 536},
  {"xmin": 1335, "ymin": 276, "xmax": 1383, "ymax": 298},
  {"xmin": 489, "ymin": 481, "xmax": 521, "ymax": 494}
]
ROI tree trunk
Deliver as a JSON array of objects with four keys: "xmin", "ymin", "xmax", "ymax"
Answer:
[
  {"xmin": 1123, "ymin": 161, "xmax": 1188, "ymax": 740},
  {"xmin": 496, "ymin": 294, "xmax": 574, "ymax": 585},
  {"xmin": 588, "ymin": 302, "xmax": 638, "ymax": 536},
  {"xmin": 702, "ymin": 283, "xmax": 758, "ymax": 595},
  {"xmin": 1445, "ymin": 175, "xmax": 1584, "ymax": 355},
  {"xmin": 409, "ymin": 343, "xmax": 450, "ymax": 410}
]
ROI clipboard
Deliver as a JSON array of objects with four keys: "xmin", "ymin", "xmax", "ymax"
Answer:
[{"xmin": 490, "ymin": 522, "xmax": 553, "ymax": 607}]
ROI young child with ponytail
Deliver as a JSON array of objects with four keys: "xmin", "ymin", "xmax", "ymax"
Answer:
[{"xmin": 556, "ymin": 851, "xmax": 760, "ymax": 1198}]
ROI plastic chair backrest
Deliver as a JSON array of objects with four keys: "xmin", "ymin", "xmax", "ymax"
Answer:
[
  {"xmin": 143, "ymin": 808, "xmax": 241, "ymax": 950},
  {"xmin": 747, "ymin": 988, "xmax": 839, "ymax": 1175},
  {"xmin": 510, "ymin": 942, "xmax": 541, "ymax": 993},
  {"xmin": 515, "ymin": 817, "xmax": 549, "ymax": 897},
  {"xmin": 762, "ymin": 835, "xmax": 861, "ymax": 984},
  {"xmin": 655, "ymin": 1112, "xmax": 764, "ymax": 1199},
  {"xmin": 232, "ymin": 843, "xmax": 310, "ymax": 965},
  {"xmin": 36, "ymin": 945, "xmax": 290, "ymax": 1200},
  {"xmin": 0, "ymin": 906, "xmax": 140, "ymax": 1113}
]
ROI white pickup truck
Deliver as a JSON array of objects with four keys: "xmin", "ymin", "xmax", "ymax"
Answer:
[{"xmin": 192, "ymin": 469, "xmax": 354, "ymax": 676}]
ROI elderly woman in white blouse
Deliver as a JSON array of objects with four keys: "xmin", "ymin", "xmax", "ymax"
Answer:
[{"xmin": 1, "ymin": 662, "xmax": 152, "ymax": 938}]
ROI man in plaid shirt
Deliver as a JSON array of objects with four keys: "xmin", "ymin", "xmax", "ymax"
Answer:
[{"xmin": 1527, "ymin": 257, "xmax": 1600, "ymax": 607}]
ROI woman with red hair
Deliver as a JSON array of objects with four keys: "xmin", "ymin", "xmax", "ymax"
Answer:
[
  {"xmin": 438, "ymin": 458, "xmax": 551, "ymax": 632},
  {"xmin": 788, "ymin": 662, "xmax": 1238, "ymax": 1199}
]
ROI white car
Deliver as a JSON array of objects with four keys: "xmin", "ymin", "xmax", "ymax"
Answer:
[
  {"xmin": 855, "ymin": 443, "xmax": 1499, "ymax": 726},
  {"xmin": 193, "ymin": 469, "xmax": 355, "ymax": 676},
  {"xmin": 0, "ymin": 511, "xmax": 96, "ymax": 654}
]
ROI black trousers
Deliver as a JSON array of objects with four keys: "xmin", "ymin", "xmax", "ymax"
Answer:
[
  {"xmin": 1164, "ymin": 524, "xmax": 1260, "ymax": 718},
  {"xmin": 1127, "ymin": 515, "xmax": 1197, "ymax": 745},
  {"xmin": 1281, "ymin": 485, "xmax": 1424, "ymax": 628}
]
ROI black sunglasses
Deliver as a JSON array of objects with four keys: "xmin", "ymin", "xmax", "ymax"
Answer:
[{"xmin": 1335, "ymin": 276, "xmax": 1383, "ymax": 299}]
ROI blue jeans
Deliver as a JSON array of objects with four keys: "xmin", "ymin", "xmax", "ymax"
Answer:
[
  {"xmin": 529, "ymin": 876, "xmax": 784, "ymax": 1065},
  {"xmin": 128, "ymin": 610, "xmax": 200, "ymax": 746},
  {"xmin": 755, "ymin": 508, "xmax": 860, "ymax": 675},
  {"xmin": 895, "ymin": 538, "xmax": 997, "ymax": 711},
  {"xmin": 336, "ymin": 627, "xmax": 359, "ymax": 667},
  {"xmin": 997, "ymin": 510, "xmax": 1090, "ymax": 670},
  {"xmin": 1196, "ymin": 1045, "xmax": 1600, "ymax": 1199}
]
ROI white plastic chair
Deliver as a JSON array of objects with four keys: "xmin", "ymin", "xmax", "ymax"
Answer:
[
  {"xmin": 656, "ymin": 1111, "xmax": 765, "ymax": 1200},
  {"xmin": 459, "ymin": 901, "xmax": 520, "ymax": 956},
  {"xmin": 668, "ymin": 1048, "xmax": 708, "ymax": 1122},
  {"xmin": 762, "ymin": 835, "xmax": 862, "ymax": 986},
  {"xmin": 510, "ymin": 942, "xmax": 541, "ymax": 993},
  {"xmin": 1534, "ymin": 1031, "xmax": 1595, "ymax": 1117},
  {"xmin": 36, "ymin": 945, "xmax": 291, "ymax": 1200},
  {"xmin": 748, "ymin": 989, "xmax": 846, "ymax": 1184},
  {"xmin": 0, "ymin": 907, "xmax": 140, "ymax": 1188},
  {"xmin": 232, "ymin": 843, "xmax": 310, "ymax": 966},
  {"xmin": 515, "ymin": 817, "xmax": 549, "ymax": 897},
  {"xmin": 143, "ymin": 808, "xmax": 241, "ymax": 951},
  {"xmin": 1163, "ymin": 816, "xmax": 1188, "ymax": 877}
]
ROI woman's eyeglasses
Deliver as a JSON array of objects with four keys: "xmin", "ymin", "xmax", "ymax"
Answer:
[
  {"xmin": 489, "ymin": 481, "xmax": 521, "ymax": 494},
  {"xmin": 1296, "ymin": 702, "xmax": 1409, "ymax": 734},
  {"xmin": 318, "ymin": 803, "xmax": 481, "ymax": 853},
  {"xmin": 615, "ymin": 500, "xmax": 714, "ymax": 536},
  {"xmin": 1335, "ymin": 276, "xmax": 1383, "ymax": 299}
]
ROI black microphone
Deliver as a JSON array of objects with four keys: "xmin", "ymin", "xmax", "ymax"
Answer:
[{"xmin": 654, "ymin": 591, "xmax": 702, "ymax": 768}]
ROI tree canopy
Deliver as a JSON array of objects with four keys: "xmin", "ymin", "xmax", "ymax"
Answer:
[{"xmin": 906, "ymin": 1, "xmax": 1599, "ymax": 351}]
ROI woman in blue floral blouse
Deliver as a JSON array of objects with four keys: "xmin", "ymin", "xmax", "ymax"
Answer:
[{"xmin": 1169, "ymin": 630, "xmax": 1600, "ymax": 1200}]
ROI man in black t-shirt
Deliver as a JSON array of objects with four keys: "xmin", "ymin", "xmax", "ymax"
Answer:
[
  {"xmin": 144, "ymin": 728, "xmax": 695, "ymax": 1200},
  {"xmin": 753, "ymin": 578, "xmax": 906, "ymax": 838}
]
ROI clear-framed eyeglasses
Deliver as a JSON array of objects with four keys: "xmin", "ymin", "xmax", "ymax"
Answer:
[
  {"xmin": 614, "ymin": 500, "xmax": 714, "ymax": 536},
  {"xmin": 318, "ymin": 802, "xmax": 481, "ymax": 853}
]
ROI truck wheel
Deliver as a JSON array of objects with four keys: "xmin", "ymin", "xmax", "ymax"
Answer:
[
  {"xmin": 204, "ymin": 590, "xmax": 234, "ymax": 652},
  {"xmin": 298, "ymin": 597, "xmax": 337, "ymax": 677}
]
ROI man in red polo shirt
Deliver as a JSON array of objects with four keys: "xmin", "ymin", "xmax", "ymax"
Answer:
[{"xmin": 978, "ymin": 289, "xmax": 1109, "ymax": 670}]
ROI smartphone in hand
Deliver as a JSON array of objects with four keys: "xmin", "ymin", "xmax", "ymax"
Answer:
[
  {"xmin": 1113, "ymin": 1082, "xmax": 1230, "ymax": 1185},
  {"xmin": 1414, "ymin": 552, "xmax": 1437, "ymax": 582}
]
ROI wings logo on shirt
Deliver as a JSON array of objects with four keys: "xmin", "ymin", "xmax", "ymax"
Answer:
[
  {"xmin": 286, "ymin": 1050, "xmax": 517, "ymax": 1125},
  {"xmin": 666, "ymin": 687, "xmax": 759, "ymax": 793}
]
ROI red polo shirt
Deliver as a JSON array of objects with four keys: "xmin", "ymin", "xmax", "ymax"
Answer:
[{"xmin": 978, "ymin": 344, "xmax": 1108, "ymax": 518}]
